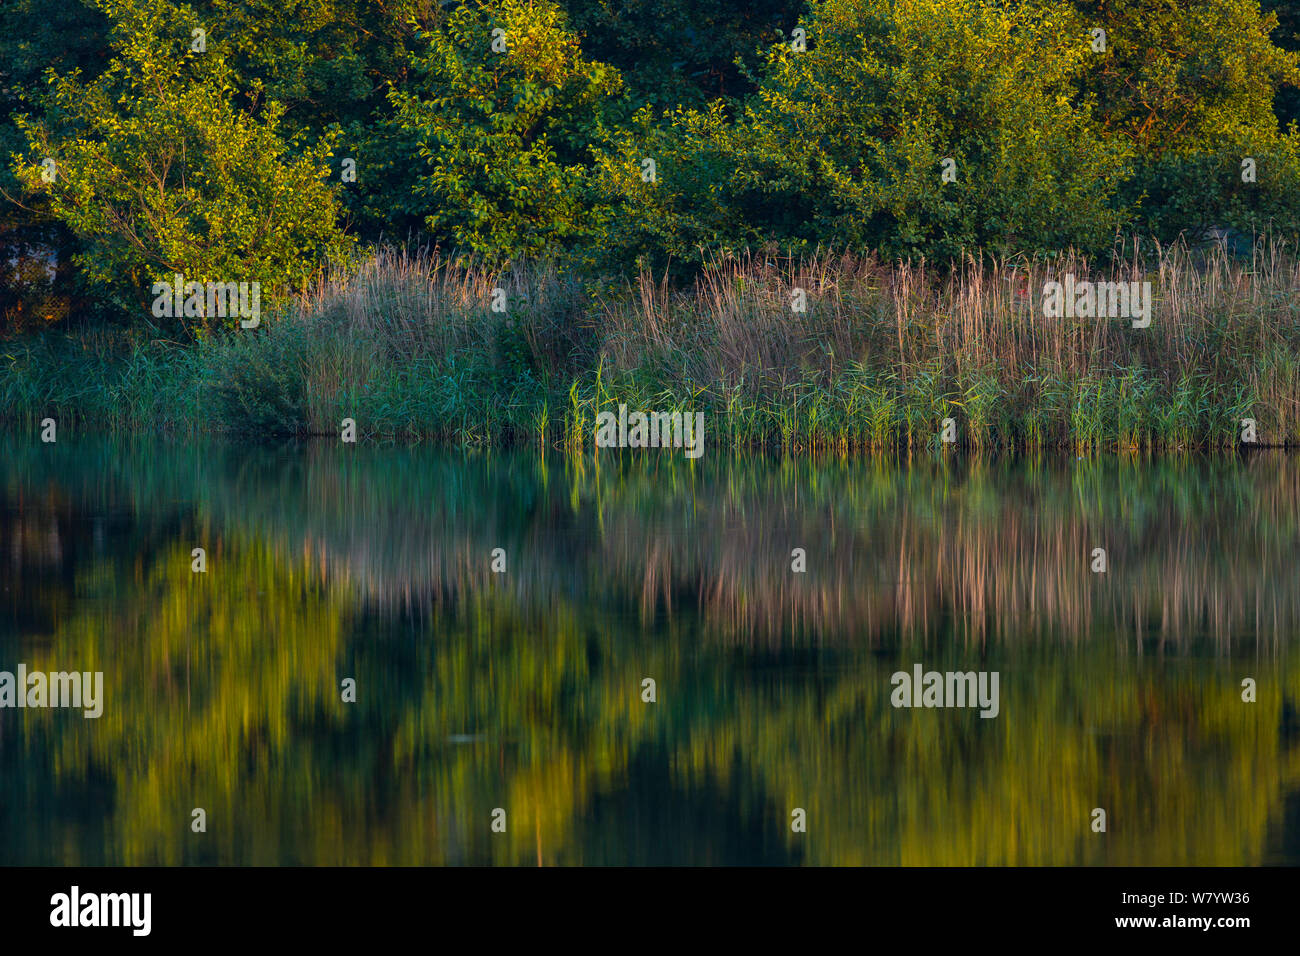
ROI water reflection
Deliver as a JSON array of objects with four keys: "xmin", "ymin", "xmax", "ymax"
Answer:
[{"xmin": 1, "ymin": 437, "xmax": 1297, "ymax": 865}]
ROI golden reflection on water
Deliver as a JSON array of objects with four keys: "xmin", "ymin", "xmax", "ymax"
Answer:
[{"xmin": 1, "ymin": 438, "xmax": 1298, "ymax": 864}]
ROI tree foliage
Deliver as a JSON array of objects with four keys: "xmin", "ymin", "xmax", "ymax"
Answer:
[
  {"xmin": 715, "ymin": 0, "xmax": 1131, "ymax": 259},
  {"xmin": 385, "ymin": 0, "xmax": 624, "ymax": 264},
  {"xmin": 13, "ymin": 0, "xmax": 352, "ymax": 323},
  {"xmin": 5, "ymin": 0, "xmax": 1300, "ymax": 323}
]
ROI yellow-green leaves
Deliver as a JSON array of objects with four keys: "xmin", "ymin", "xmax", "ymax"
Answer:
[
  {"xmin": 388, "ymin": 0, "xmax": 625, "ymax": 266},
  {"xmin": 13, "ymin": 0, "xmax": 353, "ymax": 327}
]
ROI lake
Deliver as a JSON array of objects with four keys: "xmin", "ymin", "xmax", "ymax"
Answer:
[{"xmin": 2, "ymin": 437, "xmax": 1297, "ymax": 865}]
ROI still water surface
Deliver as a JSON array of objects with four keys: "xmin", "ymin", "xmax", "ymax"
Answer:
[{"xmin": 2, "ymin": 437, "xmax": 1298, "ymax": 864}]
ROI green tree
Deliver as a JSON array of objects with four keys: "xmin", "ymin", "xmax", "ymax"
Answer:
[
  {"xmin": 13, "ymin": 0, "xmax": 352, "ymax": 325},
  {"xmin": 387, "ymin": 0, "xmax": 625, "ymax": 265},
  {"xmin": 588, "ymin": 102, "xmax": 754, "ymax": 269},
  {"xmin": 176, "ymin": 0, "xmax": 434, "ymax": 241},
  {"xmin": 2, "ymin": 0, "xmax": 431, "ymax": 320},
  {"xmin": 1063, "ymin": 0, "xmax": 1300, "ymax": 240},
  {"xmin": 607, "ymin": 0, "xmax": 1134, "ymax": 261},
  {"xmin": 1069, "ymin": 0, "xmax": 1298, "ymax": 154}
]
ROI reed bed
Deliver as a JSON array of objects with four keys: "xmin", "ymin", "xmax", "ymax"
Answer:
[{"xmin": 3, "ymin": 241, "xmax": 1299, "ymax": 451}]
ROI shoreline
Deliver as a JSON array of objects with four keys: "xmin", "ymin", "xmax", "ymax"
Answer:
[{"xmin": 4, "ymin": 247, "xmax": 1298, "ymax": 453}]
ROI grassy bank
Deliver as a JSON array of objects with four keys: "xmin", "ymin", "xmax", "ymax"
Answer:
[{"xmin": 4, "ymin": 243, "xmax": 1300, "ymax": 452}]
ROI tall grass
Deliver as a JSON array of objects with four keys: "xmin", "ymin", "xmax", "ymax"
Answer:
[{"xmin": 3, "ymin": 241, "xmax": 1299, "ymax": 451}]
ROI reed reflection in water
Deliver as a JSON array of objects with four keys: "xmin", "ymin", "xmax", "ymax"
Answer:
[{"xmin": 1, "ymin": 437, "xmax": 1297, "ymax": 865}]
